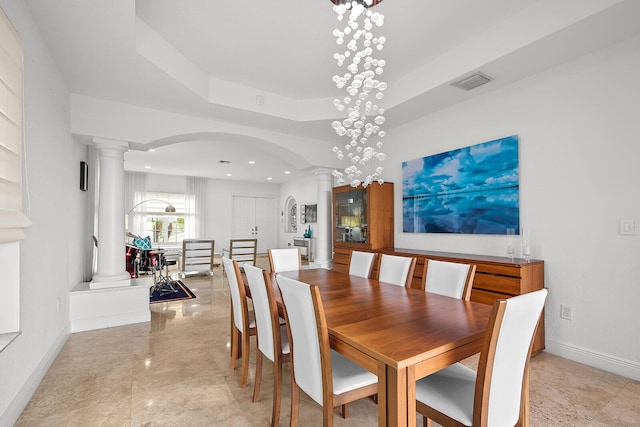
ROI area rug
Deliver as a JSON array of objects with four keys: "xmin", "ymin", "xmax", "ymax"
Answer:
[{"xmin": 150, "ymin": 280, "xmax": 197, "ymax": 304}]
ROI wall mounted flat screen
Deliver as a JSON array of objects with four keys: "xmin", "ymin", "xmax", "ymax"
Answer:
[{"xmin": 402, "ymin": 135, "xmax": 519, "ymax": 234}]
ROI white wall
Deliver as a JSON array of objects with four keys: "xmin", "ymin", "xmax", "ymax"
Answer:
[
  {"xmin": 2, "ymin": 7, "xmax": 639, "ymax": 426},
  {"xmin": 0, "ymin": 0, "xmax": 87, "ymax": 424},
  {"xmin": 141, "ymin": 173, "xmax": 280, "ymax": 252},
  {"xmin": 385, "ymin": 35, "xmax": 640, "ymax": 379},
  {"xmin": 137, "ymin": 171, "xmax": 327, "ymax": 255},
  {"xmin": 206, "ymin": 179, "xmax": 280, "ymax": 251},
  {"xmin": 278, "ymin": 174, "xmax": 320, "ymax": 248},
  {"xmin": 145, "ymin": 172, "xmax": 324, "ymax": 254}
]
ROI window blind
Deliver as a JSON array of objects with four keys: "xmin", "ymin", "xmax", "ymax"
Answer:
[{"xmin": 0, "ymin": 9, "xmax": 30, "ymax": 243}]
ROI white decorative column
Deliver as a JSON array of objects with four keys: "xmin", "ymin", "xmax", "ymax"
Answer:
[
  {"xmin": 70, "ymin": 137, "xmax": 150, "ymax": 332},
  {"xmin": 91, "ymin": 138, "xmax": 130, "ymax": 289},
  {"xmin": 313, "ymin": 168, "xmax": 333, "ymax": 268}
]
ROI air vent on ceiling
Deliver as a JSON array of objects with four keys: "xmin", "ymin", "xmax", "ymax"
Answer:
[
  {"xmin": 218, "ymin": 160, "xmax": 231, "ymax": 164},
  {"xmin": 451, "ymin": 72, "xmax": 494, "ymax": 91}
]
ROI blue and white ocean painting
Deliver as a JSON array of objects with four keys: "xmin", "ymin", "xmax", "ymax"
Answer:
[{"xmin": 402, "ymin": 135, "xmax": 519, "ymax": 234}]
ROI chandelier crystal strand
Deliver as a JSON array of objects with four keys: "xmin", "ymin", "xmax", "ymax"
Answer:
[{"xmin": 331, "ymin": 0, "xmax": 386, "ymax": 188}]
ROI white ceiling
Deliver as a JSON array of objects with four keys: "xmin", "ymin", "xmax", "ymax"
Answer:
[{"xmin": 23, "ymin": 0, "xmax": 640, "ymax": 183}]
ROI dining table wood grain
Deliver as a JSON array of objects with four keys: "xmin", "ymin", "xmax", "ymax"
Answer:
[{"xmin": 263, "ymin": 268, "xmax": 493, "ymax": 427}]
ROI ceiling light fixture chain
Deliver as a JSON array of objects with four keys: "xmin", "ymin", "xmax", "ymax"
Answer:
[{"xmin": 330, "ymin": 0, "xmax": 387, "ymax": 188}]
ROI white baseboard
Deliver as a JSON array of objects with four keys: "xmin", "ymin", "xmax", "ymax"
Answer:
[
  {"xmin": 545, "ymin": 339, "xmax": 640, "ymax": 381},
  {"xmin": 0, "ymin": 326, "xmax": 69, "ymax": 427}
]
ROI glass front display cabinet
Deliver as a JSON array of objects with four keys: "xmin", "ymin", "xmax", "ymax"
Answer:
[
  {"xmin": 334, "ymin": 188, "xmax": 368, "ymax": 244},
  {"xmin": 332, "ymin": 182, "xmax": 394, "ymax": 272}
]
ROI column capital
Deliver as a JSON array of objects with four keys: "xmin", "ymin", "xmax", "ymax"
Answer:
[
  {"xmin": 92, "ymin": 137, "xmax": 130, "ymax": 152},
  {"xmin": 312, "ymin": 167, "xmax": 333, "ymax": 178},
  {"xmin": 312, "ymin": 168, "xmax": 334, "ymax": 187}
]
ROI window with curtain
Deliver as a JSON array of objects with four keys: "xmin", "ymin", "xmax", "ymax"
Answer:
[
  {"xmin": 127, "ymin": 192, "xmax": 186, "ymax": 244},
  {"xmin": 185, "ymin": 176, "xmax": 207, "ymax": 239},
  {"xmin": 0, "ymin": 7, "xmax": 28, "ymax": 349},
  {"xmin": 0, "ymin": 8, "xmax": 29, "ymax": 244},
  {"xmin": 124, "ymin": 172, "xmax": 146, "ymax": 238}
]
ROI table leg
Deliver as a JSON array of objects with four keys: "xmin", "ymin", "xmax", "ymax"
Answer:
[
  {"xmin": 407, "ymin": 365, "xmax": 417, "ymax": 427},
  {"xmin": 378, "ymin": 362, "xmax": 412, "ymax": 427},
  {"xmin": 378, "ymin": 362, "xmax": 387, "ymax": 427}
]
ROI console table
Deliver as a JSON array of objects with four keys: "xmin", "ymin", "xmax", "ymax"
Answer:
[{"xmin": 293, "ymin": 237, "xmax": 315, "ymax": 262}]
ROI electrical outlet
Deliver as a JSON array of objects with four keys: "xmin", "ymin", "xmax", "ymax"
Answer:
[{"xmin": 560, "ymin": 304, "xmax": 572, "ymax": 320}]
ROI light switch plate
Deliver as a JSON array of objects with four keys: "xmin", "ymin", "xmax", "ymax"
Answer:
[{"xmin": 619, "ymin": 219, "xmax": 635, "ymax": 235}]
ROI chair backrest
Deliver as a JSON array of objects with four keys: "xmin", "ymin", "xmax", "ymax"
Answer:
[
  {"xmin": 268, "ymin": 248, "xmax": 302, "ymax": 273},
  {"xmin": 244, "ymin": 264, "xmax": 281, "ymax": 362},
  {"xmin": 422, "ymin": 259, "xmax": 476, "ymax": 301},
  {"xmin": 475, "ymin": 288, "xmax": 548, "ymax": 426},
  {"xmin": 182, "ymin": 239, "xmax": 215, "ymax": 274},
  {"xmin": 276, "ymin": 275, "xmax": 329, "ymax": 406},
  {"xmin": 222, "ymin": 256, "xmax": 248, "ymax": 332},
  {"xmin": 348, "ymin": 251, "xmax": 377, "ymax": 278},
  {"xmin": 377, "ymin": 254, "xmax": 416, "ymax": 287},
  {"xmin": 228, "ymin": 238, "xmax": 258, "ymax": 268}
]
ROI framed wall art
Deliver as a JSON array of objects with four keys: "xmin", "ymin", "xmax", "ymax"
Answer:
[{"xmin": 402, "ymin": 135, "xmax": 519, "ymax": 234}]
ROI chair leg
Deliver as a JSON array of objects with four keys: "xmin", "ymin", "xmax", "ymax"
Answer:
[
  {"xmin": 290, "ymin": 381, "xmax": 300, "ymax": 427},
  {"xmin": 253, "ymin": 351, "xmax": 263, "ymax": 402},
  {"xmin": 341, "ymin": 403, "xmax": 348, "ymax": 419},
  {"xmin": 423, "ymin": 416, "xmax": 432, "ymax": 427},
  {"xmin": 230, "ymin": 326, "xmax": 239, "ymax": 370},
  {"xmin": 272, "ymin": 358, "xmax": 283, "ymax": 427},
  {"xmin": 323, "ymin": 401, "xmax": 334, "ymax": 427},
  {"xmin": 240, "ymin": 330, "xmax": 250, "ymax": 387}
]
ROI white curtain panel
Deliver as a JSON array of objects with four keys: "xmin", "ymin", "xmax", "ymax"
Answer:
[
  {"xmin": 185, "ymin": 176, "xmax": 207, "ymax": 238},
  {"xmin": 124, "ymin": 172, "xmax": 147, "ymax": 237}
]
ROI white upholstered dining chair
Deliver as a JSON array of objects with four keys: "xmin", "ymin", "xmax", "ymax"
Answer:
[
  {"xmin": 376, "ymin": 253, "xmax": 417, "ymax": 287},
  {"xmin": 268, "ymin": 248, "xmax": 302, "ymax": 272},
  {"xmin": 276, "ymin": 275, "xmax": 378, "ymax": 426},
  {"xmin": 348, "ymin": 250, "xmax": 377, "ymax": 278},
  {"xmin": 421, "ymin": 259, "xmax": 476, "ymax": 301},
  {"xmin": 221, "ymin": 256, "xmax": 256, "ymax": 388},
  {"xmin": 415, "ymin": 288, "xmax": 548, "ymax": 427},
  {"xmin": 243, "ymin": 264, "xmax": 290, "ymax": 427}
]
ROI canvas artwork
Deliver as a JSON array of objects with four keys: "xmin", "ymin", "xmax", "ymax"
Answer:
[{"xmin": 402, "ymin": 135, "xmax": 520, "ymax": 234}]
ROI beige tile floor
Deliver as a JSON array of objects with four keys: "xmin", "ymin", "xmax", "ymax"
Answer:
[{"xmin": 15, "ymin": 256, "xmax": 640, "ymax": 426}]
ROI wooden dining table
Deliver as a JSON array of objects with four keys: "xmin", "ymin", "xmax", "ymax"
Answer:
[{"xmin": 268, "ymin": 268, "xmax": 493, "ymax": 427}]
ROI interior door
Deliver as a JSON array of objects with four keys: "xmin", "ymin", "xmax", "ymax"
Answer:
[{"xmin": 232, "ymin": 196, "xmax": 276, "ymax": 253}]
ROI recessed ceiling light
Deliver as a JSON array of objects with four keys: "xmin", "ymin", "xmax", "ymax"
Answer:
[
  {"xmin": 226, "ymin": 173, "xmax": 232, "ymax": 177},
  {"xmin": 144, "ymin": 166, "xmax": 151, "ymax": 169},
  {"xmin": 249, "ymin": 160, "xmax": 256, "ymax": 164},
  {"xmin": 267, "ymin": 177, "xmax": 273, "ymax": 180},
  {"xmin": 284, "ymin": 170, "xmax": 291, "ymax": 174},
  {"xmin": 148, "ymin": 148, "xmax": 155, "ymax": 152}
]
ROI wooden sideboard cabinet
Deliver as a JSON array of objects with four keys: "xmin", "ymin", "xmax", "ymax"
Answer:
[{"xmin": 334, "ymin": 246, "xmax": 546, "ymax": 355}]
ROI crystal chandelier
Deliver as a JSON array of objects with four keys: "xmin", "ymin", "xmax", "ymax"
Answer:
[{"xmin": 330, "ymin": 0, "xmax": 387, "ymax": 188}]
